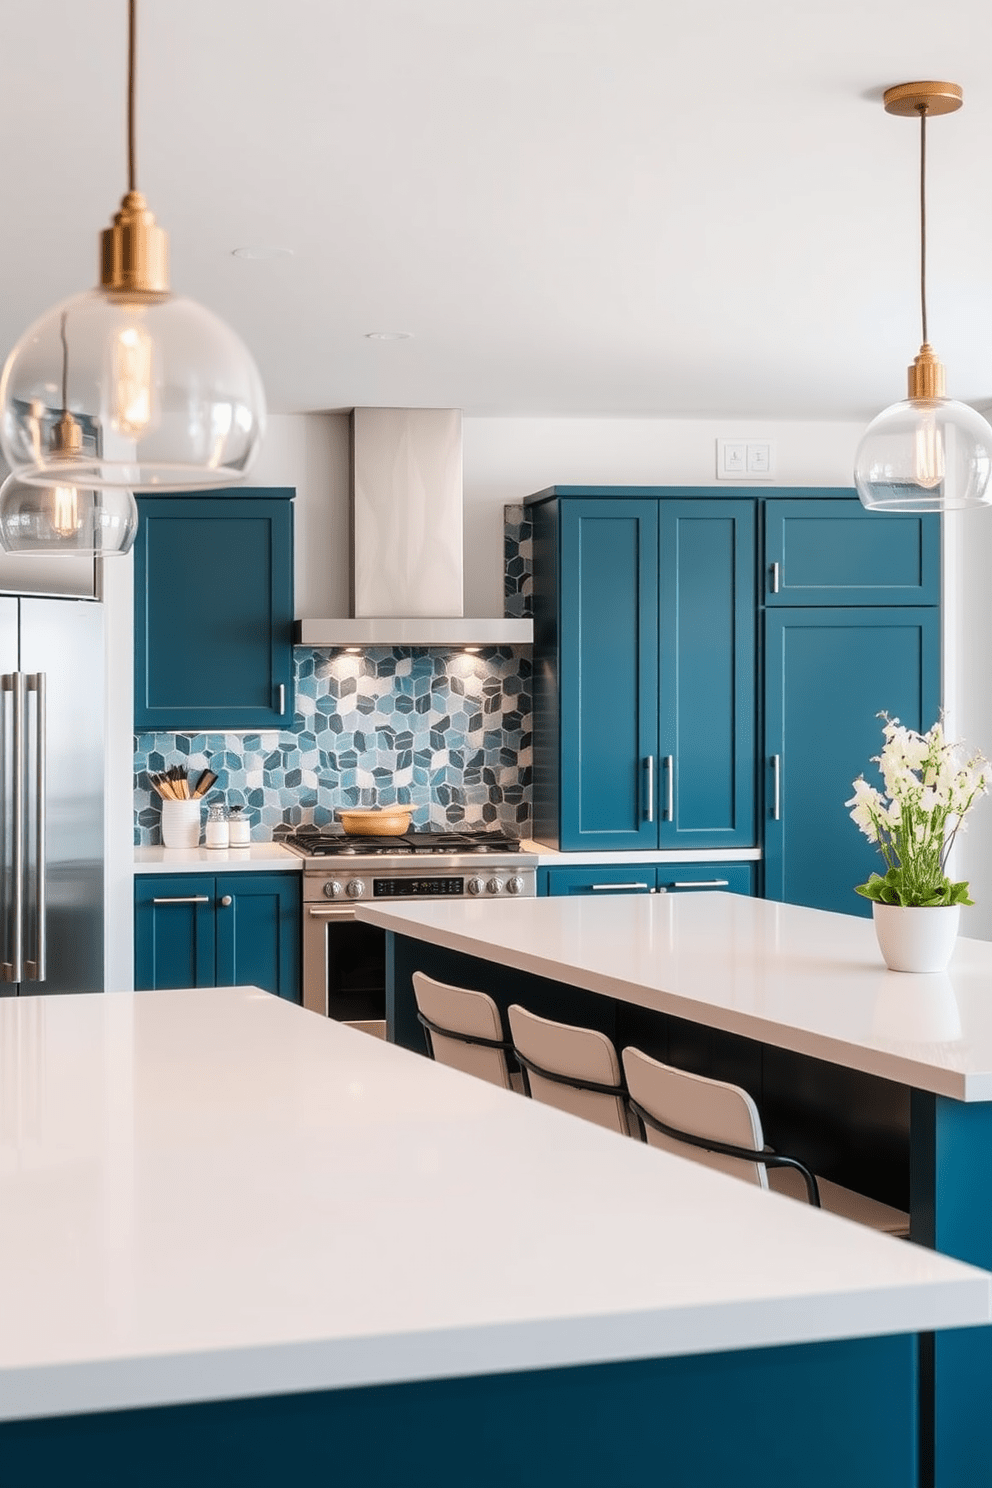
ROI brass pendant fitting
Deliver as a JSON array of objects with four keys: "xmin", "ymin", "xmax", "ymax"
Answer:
[
  {"xmin": 51, "ymin": 411, "xmax": 84, "ymax": 456},
  {"xmin": 908, "ymin": 344, "xmax": 946, "ymax": 400},
  {"xmin": 100, "ymin": 190, "xmax": 170, "ymax": 295}
]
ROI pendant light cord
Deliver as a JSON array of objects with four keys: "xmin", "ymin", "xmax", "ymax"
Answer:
[
  {"xmin": 59, "ymin": 312, "xmax": 68, "ymax": 412},
  {"xmin": 918, "ymin": 104, "xmax": 928, "ymax": 346},
  {"xmin": 127, "ymin": 0, "xmax": 137, "ymax": 193}
]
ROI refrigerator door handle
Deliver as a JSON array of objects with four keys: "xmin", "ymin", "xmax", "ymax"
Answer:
[
  {"xmin": 25, "ymin": 672, "xmax": 45, "ymax": 982},
  {"xmin": 1, "ymin": 675, "xmax": 13, "ymax": 980},
  {"xmin": 2, "ymin": 673, "xmax": 26, "ymax": 984}
]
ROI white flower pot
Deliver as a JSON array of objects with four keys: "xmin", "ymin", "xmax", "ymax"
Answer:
[{"xmin": 872, "ymin": 902, "xmax": 960, "ymax": 974}]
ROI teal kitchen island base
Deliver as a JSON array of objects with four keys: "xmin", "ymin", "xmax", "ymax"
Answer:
[
  {"xmin": 369, "ymin": 894, "xmax": 992, "ymax": 1488},
  {"xmin": 0, "ymin": 1335, "xmax": 916, "ymax": 1488},
  {"xmin": 0, "ymin": 984, "xmax": 985, "ymax": 1488}
]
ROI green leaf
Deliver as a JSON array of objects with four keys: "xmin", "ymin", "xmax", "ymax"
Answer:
[
  {"xmin": 855, "ymin": 867, "xmax": 974, "ymax": 908},
  {"xmin": 854, "ymin": 872, "xmax": 894, "ymax": 902}
]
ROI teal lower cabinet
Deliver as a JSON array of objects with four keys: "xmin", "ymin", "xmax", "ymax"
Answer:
[
  {"xmin": 540, "ymin": 862, "xmax": 755, "ymax": 896},
  {"xmin": 135, "ymin": 874, "xmax": 301, "ymax": 1003}
]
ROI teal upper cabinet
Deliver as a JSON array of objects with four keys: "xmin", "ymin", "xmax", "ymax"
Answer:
[
  {"xmin": 764, "ymin": 496, "xmax": 940, "ymax": 606},
  {"xmin": 134, "ymin": 490, "xmax": 294, "ymax": 731},
  {"xmin": 530, "ymin": 490, "xmax": 756, "ymax": 852}
]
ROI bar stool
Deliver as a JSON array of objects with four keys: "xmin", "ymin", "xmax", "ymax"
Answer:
[
  {"xmin": 507, "ymin": 1004, "xmax": 633, "ymax": 1136},
  {"xmin": 412, "ymin": 972, "xmax": 521, "ymax": 1092},
  {"xmin": 622, "ymin": 1045, "xmax": 910, "ymax": 1236}
]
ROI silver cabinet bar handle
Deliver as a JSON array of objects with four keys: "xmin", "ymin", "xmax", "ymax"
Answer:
[
  {"xmin": 663, "ymin": 755, "xmax": 674, "ymax": 820},
  {"xmin": 643, "ymin": 756, "xmax": 654, "ymax": 822},
  {"xmin": 770, "ymin": 561, "xmax": 780, "ymax": 594},
  {"xmin": 307, "ymin": 906, "xmax": 358, "ymax": 919},
  {"xmin": 151, "ymin": 895, "xmax": 211, "ymax": 904},
  {"xmin": 665, "ymin": 880, "xmax": 730, "ymax": 889},
  {"xmin": 278, "ymin": 683, "xmax": 286, "ymax": 714},
  {"xmin": 771, "ymin": 754, "xmax": 781, "ymax": 821},
  {"xmin": 27, "ymin": 673, "xmax": 45, "ymax": 982},
  {"xmin": 589, "ymin": 883, "xmax": 650, "ymax": 892}
]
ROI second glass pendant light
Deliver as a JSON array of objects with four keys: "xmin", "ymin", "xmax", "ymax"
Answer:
[{"xmin": 854, "ymin": 81, "xmax": 991, "ymax": 513}]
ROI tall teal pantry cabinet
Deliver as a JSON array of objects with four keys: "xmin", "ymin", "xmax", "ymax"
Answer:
[
  {"xmin": 762, "ymin": 498, "xmax": 940, "ymax": 915},
  {"xmin": 527, "ymin": 486, "xmax": 940, "ymax": 916},
  {"xmin": 529, "ymin": 490, "xmax": 756, "ymax": 852}
]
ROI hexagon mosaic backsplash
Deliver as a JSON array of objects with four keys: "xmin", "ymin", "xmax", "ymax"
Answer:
[{"xmin": 134, "ymin": 646, "xmax": 533, "ymax": 844}]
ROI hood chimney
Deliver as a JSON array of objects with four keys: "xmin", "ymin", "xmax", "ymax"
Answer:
[{"xmin": 295, "ymin": 409, "xmax": 532, "ymax": 647}]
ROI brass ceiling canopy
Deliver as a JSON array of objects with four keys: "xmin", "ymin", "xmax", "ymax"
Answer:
[{"xmin": 883, "ymin": 81, "xmax": 963, "ymax": 118}]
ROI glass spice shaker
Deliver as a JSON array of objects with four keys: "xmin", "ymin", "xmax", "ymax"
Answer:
[
  {"xmin": 205, "ymin": 802, "xmax": 230, "ymax": 849},
  {"xmin": 227, "ymin": 805, "xmax": 251, "ymax": 847}
]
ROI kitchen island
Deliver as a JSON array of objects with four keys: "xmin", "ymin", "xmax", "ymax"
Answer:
[
  {"xmin": 361, "ymin": 891, "xmax": 992, "ymax": 1488},
  {"xmin": 1, "ymin": 983, "xmax": 987, "ymax": 1487}
]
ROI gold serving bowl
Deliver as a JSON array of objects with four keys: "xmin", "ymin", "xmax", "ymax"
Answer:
[{"xmin": 337, "ymin": 808, "xmax": 413, "ymax": 837}]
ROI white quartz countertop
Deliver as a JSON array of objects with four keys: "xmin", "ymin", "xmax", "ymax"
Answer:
[
  {"xmin": 520, "ymin": 841, "xmax": 762, "ymax": 864},
  {"xmin": 134, "ymin": 843, "xmax": 300, "ymax": 873},
  {"xmin": 358, "ymin": 893, "xmax": 992, "ymax": 1101},
  {"xmin": 0, "ymin": 985, "xmax": 988, "ymax": 1422},
  {"xmin": 133, "ymin": 842, "xmax": 759, "ymax": 872}
]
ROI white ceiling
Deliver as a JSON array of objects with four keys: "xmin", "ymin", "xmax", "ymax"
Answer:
[{"xmin": 3, "ymin": 0, "xmax": 992, "ymax": 422}]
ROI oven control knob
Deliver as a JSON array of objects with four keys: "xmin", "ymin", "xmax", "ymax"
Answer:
[
  {"xmin": 506, "ymin": 876, "xmax": 525, "ymax": 895},
  {"xmin": 345, "ymin": 879, "xmax": 365, "ymax": 899},
  {"xmin": 486, "ymin": 877, "xmax": 503, "ymax": 895},
  {"xmin": 323, "ymin": 880, "xmax": 344, "ymax": 899},
  {"xmin": 467, "ymin": 877, "xmax": 485, "ymax": 895}
]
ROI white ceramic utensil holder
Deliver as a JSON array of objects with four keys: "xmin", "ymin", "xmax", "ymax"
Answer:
[{"xmin": 161, "ymin": 798, "xmax": 202, "ymax": 849}]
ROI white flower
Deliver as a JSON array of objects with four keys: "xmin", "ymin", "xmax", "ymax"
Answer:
[{"xmin": 850, "ymin": 715, "xmax": 991, "ymax": 900}]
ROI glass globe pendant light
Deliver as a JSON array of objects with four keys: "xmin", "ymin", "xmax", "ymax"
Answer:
[
  {"xmin": 854, "ymin": 81, "xmax": 992, "ymax": 513},
  {"xmin": 0, "ymin": 315, "xmax": 137, "ymax": 556},
  {"xmin": 0, "ymin": 0, "xmax": 265, "ymax": 501}
]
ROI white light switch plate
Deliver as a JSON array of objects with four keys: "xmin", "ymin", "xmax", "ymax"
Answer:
[{"xmin": 716, "ymin": 439, "xmax": 777, "ymax": 480}]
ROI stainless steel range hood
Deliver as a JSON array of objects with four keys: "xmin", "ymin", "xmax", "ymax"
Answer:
[{"xmin": 294, "ymin": 408, "xmax": 533, "ymax": 648}]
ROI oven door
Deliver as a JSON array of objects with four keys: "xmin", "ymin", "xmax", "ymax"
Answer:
[{"xmin": 303, "ymin": 902, "xmax": 387, "ymax": 1038}]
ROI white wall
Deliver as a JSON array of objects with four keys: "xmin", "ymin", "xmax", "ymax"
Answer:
[
  {"xmin": 275, "ymin": 411, "xmax": 872, "ymax": 619},
  {"xmin": 103, "ymin": 552, "xmax": 134, "ymax": 991},
  {"xmin": 461, "ymin": 417, "xmax": 867, "ymax": 616},
  {"xmin": 945, "ymin": 510, "xmax": 992, "ymax": 940},
  {"xmin": 250, "ymin": 413, "xmax": 351, "ymax": 620}
]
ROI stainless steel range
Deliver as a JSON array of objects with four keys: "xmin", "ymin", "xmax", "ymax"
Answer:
[{"xmin": 279, "ymin": 829, "xmax": 536, "ymax": 1032}]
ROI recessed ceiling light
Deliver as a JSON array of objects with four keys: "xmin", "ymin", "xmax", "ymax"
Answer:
[
  {"xmin": 364, "ymin": 330, "xmax": 413, "ymax": 341},
  {"xmin": 231, "ymin": 245, "xmax": 294, "ymax": 261}
]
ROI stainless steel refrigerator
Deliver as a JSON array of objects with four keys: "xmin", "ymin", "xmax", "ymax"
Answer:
[{"xmin": 1, "ymin": 596, "xmax": 103, "ymax": 995}]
